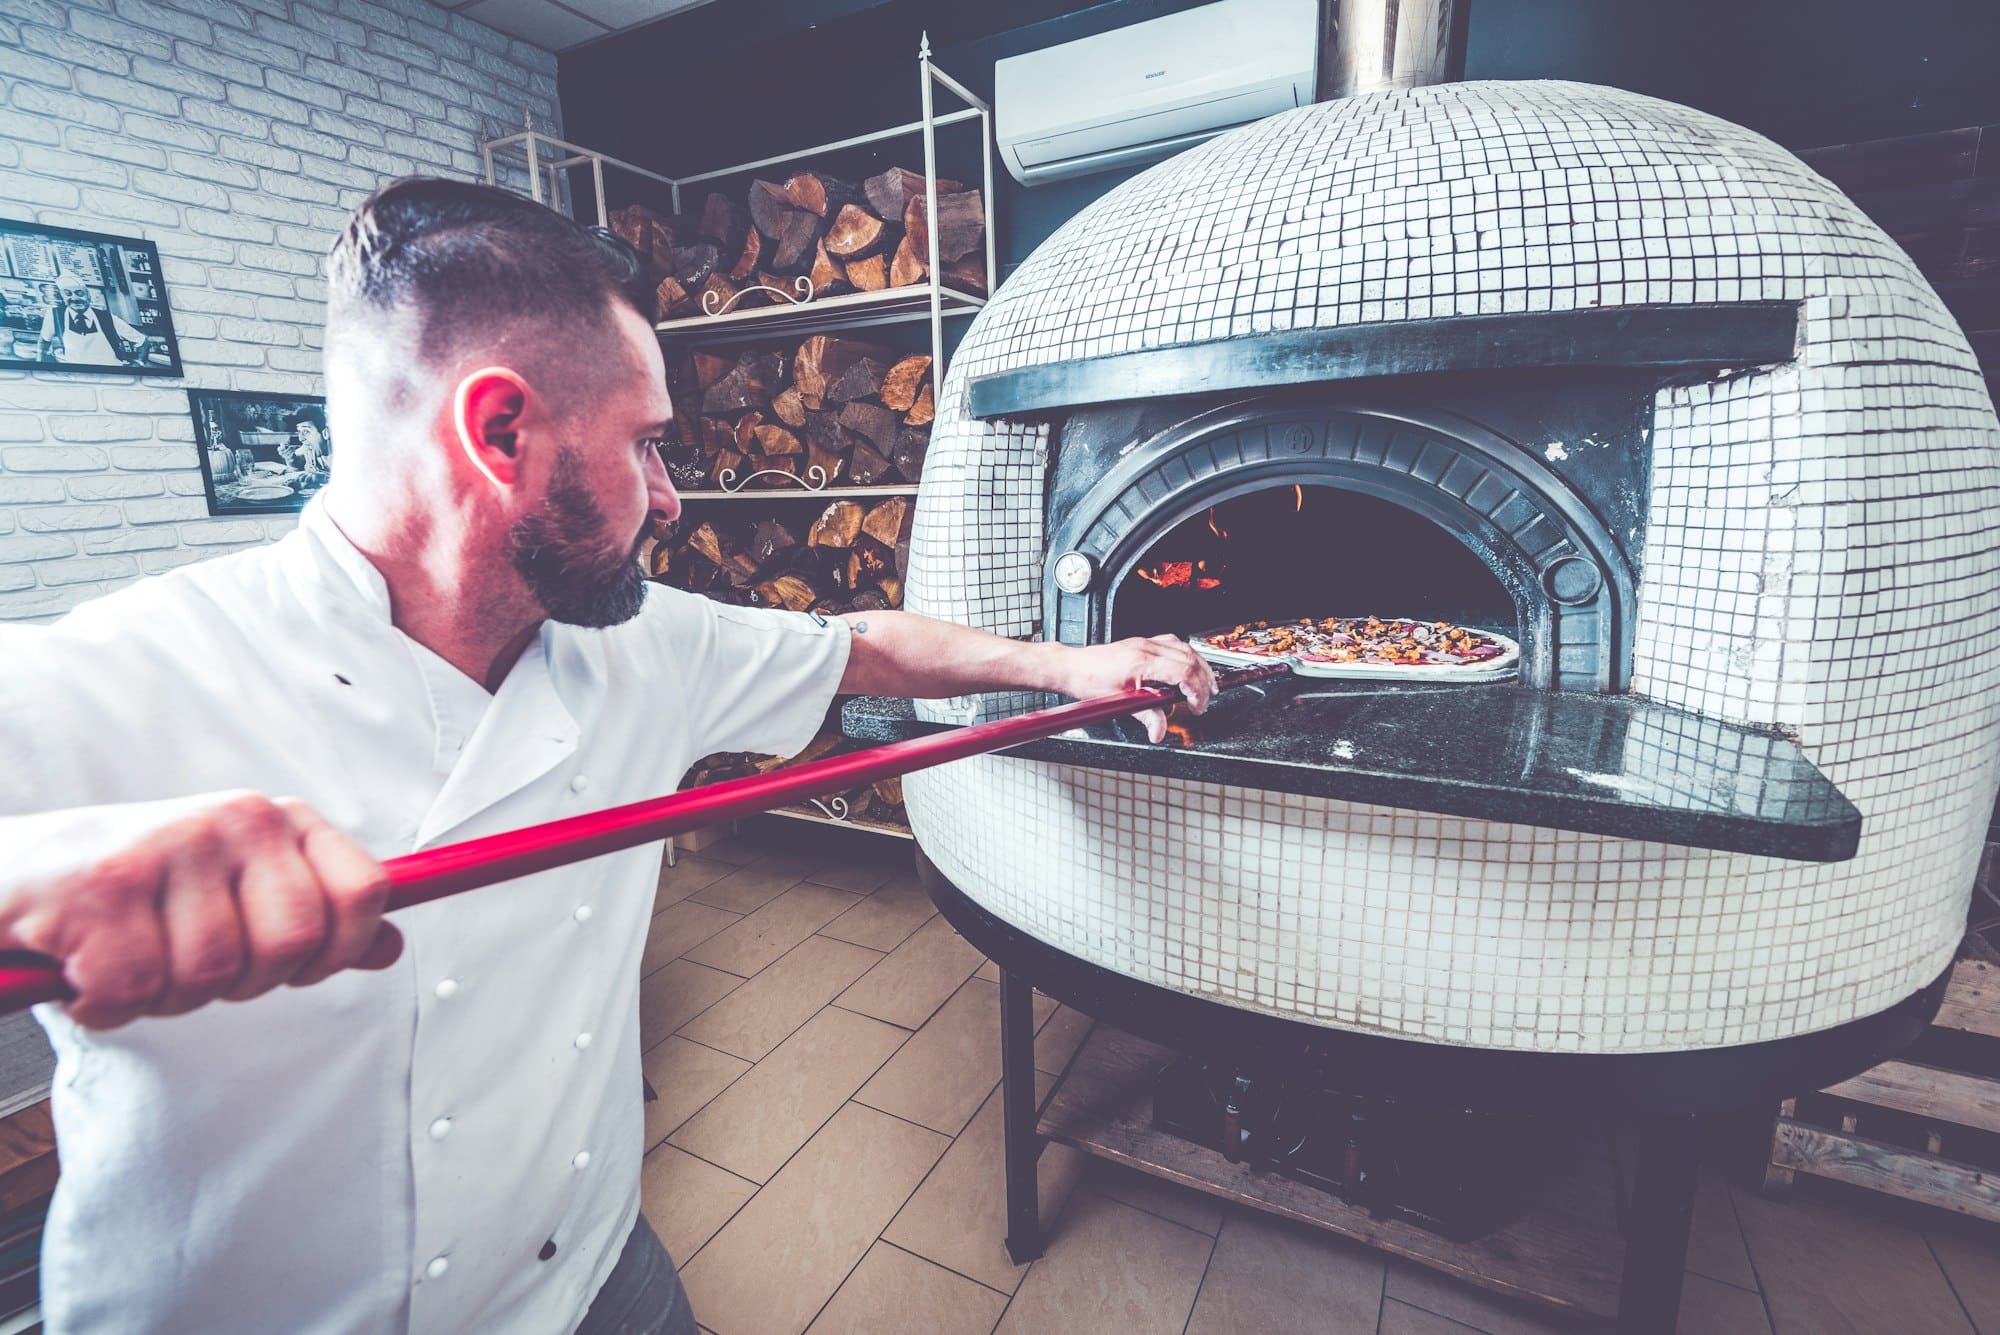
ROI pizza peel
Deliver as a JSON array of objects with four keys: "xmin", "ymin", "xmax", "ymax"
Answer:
[{"xmin": 0, "ymin": 660, "xmax": 1290, "ymax": 1015}]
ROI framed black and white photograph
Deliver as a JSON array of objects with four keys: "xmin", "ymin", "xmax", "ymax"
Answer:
[
  {"xmin": 0, "ymin": 219, "xmax": 183, "ymax": 376},
  {"xmin": 188, "ymin": 388, "xmax": 332, "ymax": 516}
]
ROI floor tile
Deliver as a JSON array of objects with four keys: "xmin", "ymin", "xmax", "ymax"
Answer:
[
  {"xmin": 994, "ymin": 1191, "xmax": 1215, "ymax": 1335},
  {"xmin": 689, "ymin": 859, "xmax": 813, "ymax": 915},
  {"xmin": 1385, "ymin": 1261, "xmax": 1571, "ymax": 1335},
  {"xmin": 656, "ymin": 853, "xmax": 738, "ymax": 910},
  {"xmin": 883, "ymin": 1072, "xmax": 1084, "ymax": 1294},
  {"xmin": 642, "ymin": 900, "xmax": 743, "ymax": 978},
  {"xmin": 1183, "ymin": 1205, "xmax": 1386, "ymax": 1334},
  {"xmin": 1677, "ymin": 1272, "xmax": 1772, "ymax": 1335},
  {"xmin": 670, "ymin": 1005, "xmax": 908, "ymax": 1183},
  {"xmin": 1687, "ymin": 1164, "xmax": 1758, "ymax": 1291},
  {"xmin": 684, "ymin": 883, "xmax": 861, "ymax": 977},
  {"xmin": 975, "ymin": 957, "xmax": 1001, "ymax": 984},
  {"xmin": 805, "ymin": 1241, "xmax": 1007, "ymax": 1335},
  {"xmin": 680, "ymin": 1102, "xmax": 949, "ymax": 1335},
  {"xmin": 836, "ymin": 914, "xmax": 988, "ymax": 1029},
  {"xmin": 818, "ymin": 874, "xmax": 937, "ymax": 952},
  {"xmin": 640, "ymin": 959, "xmax": 742, "ymax": 1049},
  {"xmin": 856, "ymin": 978, "xmax": 1009, "ymax": 1136},
  {"xmin": 1033, "ymin": 1006, "xmax": 1093, "ymax": 1077},
  {"xmin": 687, "ymin": 833, "xmax": 761, "ymax": 865},
  {"xmin": 639, "ymin": 1142, "xmax": 757, "ymax": 1267},
  {"xmin": 803, "ymin": 848, "xmax": 908, "ymax": 895},
  {"xmin": 1380, "ymin": 1298, "xmax": 1480, "ymax": 1333},
  {"xmin": 1078, "ymin": 1157, "xmax": 1225, "ymax": 1236},
  {"xmin": 641, "ymin": 1035, "xmax": 752, "ymax": 1150},
  {"xmin": 676, "ymin": 936, "xmax": 883, "ymax": 1061},
  {"xmin": 1731, "ymin": 1182, "xmax": 1974, "ymax": 1335},
  {"xmin": 1928, "ymin": 1225, "xmax": 2000, "ymax": 1331}
]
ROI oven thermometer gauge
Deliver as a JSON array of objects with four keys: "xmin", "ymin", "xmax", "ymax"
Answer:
[{"xmin": 1053, "ymin": 551, "xmax": 1095, "ymax": 593}]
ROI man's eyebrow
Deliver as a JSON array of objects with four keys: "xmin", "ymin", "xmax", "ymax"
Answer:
[{"xmin": 639, "ymin": 418, "xmax": 674, "ymax": 435}]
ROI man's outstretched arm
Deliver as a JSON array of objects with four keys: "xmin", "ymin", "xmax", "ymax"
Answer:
[{"xmin": 835, "ymin": 610, "xmax": 1216, "ymax": 742}]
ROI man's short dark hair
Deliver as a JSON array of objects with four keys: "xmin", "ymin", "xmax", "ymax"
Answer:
[
  {"xmin": 326, "ymin": 177, "xmax": 654, "ymax": 400},
  {"xmin": 284, "ymin": 407, "xmax": 325, "ymax": 433}
]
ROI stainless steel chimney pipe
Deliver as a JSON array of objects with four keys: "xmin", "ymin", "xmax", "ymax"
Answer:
[{"xmin": 1317, "ymin": 0, "xmax": 1470, "ymax": 99}]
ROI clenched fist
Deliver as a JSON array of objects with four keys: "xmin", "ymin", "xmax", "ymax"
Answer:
[{"xmin": 0, "ymin": 792, "xmax": 402, "ymax": 1029}]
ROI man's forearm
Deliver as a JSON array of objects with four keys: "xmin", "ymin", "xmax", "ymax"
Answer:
[{"xmin": 836, "ymin": 610, "xmax": 1061, "ymax": 698}]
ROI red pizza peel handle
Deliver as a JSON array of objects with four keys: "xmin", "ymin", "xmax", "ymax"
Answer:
[{"xmin": 0, "ymin": 661, "xmax": 1287, "ymax": 1016}]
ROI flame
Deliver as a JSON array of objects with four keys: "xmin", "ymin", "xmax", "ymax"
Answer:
[
  {"xmin": 1194, "ymin": 558, "xmax": 1222, "ymax": 591},
  {"xmin": 1206, "ymin": 508, "xmax": 1229, "ymax": 540},
  {"xmin": 1292, "ymin": 484, "xmax": 1304, "ymax": 512},
  {"xmin": 1136, "ymin": 561, "xmax": 1195, "ymax": 589}
]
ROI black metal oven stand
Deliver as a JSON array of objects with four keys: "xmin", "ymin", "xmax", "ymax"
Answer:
[{"xmin": 916, "ymin": 852, "xmax": 1947, "ymax": 1335}]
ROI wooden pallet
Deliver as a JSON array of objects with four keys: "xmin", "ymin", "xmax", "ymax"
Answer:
[
  {"xmin": 1764, "ymin": 958, "xmax": 2000, "ymax": 1222},
  {"xmin": 1040, "ymin": 1025, "xmax": 1627, "ymax": 1320}
]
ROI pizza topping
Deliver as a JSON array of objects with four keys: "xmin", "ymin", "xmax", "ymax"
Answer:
[{"xmin": 1199, "ymin": 617, "xmax": 1509, "ymax": 668}]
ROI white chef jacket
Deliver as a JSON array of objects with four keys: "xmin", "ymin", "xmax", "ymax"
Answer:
[{"xmin": 0, "ymin": 499, "xmax": 851, "ymax": 1334}]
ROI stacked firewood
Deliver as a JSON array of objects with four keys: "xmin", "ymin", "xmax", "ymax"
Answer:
[
  {"xmin": 609, "ymin": 166, "xmax": 985, "ymax": 320},
  {"xmin": 682, "ymin": 740, "xmax": 907, "ymax": 829},
  {"xmin": 647, "ymin": 493, "xmax": 912, "ymax": 616},
  {"xmin": 659, "ymin": 334, "xmax": 933, "ymax": 492}
]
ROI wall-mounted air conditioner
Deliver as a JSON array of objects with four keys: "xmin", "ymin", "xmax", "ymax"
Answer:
[{"xmin": 995, "ymin": 0, "xmax": 1319, "ymax": 187}]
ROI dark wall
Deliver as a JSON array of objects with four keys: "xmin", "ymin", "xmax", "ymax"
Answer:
[{"xmin": 562, "ymin": 0, "xmax": 2000, "ymax": 275}]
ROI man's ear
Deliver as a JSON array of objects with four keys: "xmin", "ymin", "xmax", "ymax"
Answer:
[{"xmin": 453, "ymin": 368, "xmax": 534, "ymax": 489}]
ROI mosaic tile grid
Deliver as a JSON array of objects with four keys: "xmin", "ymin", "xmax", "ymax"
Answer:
[{"xmin": 903, "ymin": 81, "xmax": 2000, "ymax": 1053}]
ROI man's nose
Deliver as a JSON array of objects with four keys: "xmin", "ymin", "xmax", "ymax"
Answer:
[{"xmin": 646, "ymin": 457, "xmax": 680, "ymax": 525}]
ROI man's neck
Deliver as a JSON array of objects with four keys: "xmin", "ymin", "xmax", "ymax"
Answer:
[{"xmin": 321, "ymin": 485, "xmax": 543, "ymax": 692}]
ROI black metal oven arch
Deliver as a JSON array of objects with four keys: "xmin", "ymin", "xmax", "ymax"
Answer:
[{"xmin": 1044, "ymin": 399, "xmax": 1638, "ymax": 691}]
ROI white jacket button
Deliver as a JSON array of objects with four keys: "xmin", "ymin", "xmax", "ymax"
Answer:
[
  {"xmin": 434, "ymin": 978, "xmax": 458, "ymax": 1000},
  {"xmin": 574, "ymin": 1032, "xmax": 593, "ymax": 1051},
  {"xmin": 426, "ymin": 1256, "xmax": 449, "ymax": 1280},
  {"xmin": 573, "ymin": 905, "xmax": 593, "ymax": 924},
  {"xmin": 572, "ymin": 1150, "xmax": 590, "ymax": 1170},
  {"xmin": 428, "ymin": 1117, "xmax": 452, "ymax": 1141},
  {"xmin": 569, "ymin": 775, "xmax": 588, "ymax": 793}
]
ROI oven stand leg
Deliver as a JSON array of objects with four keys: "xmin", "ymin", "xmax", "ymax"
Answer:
[
  {"xmin": 1000, "ymin": 967, "xmax": 1044, "ymax": 1265},
  {"xmin": 1617, "ymin": 1115, "xmax": 1701, "ymax": 1335}
]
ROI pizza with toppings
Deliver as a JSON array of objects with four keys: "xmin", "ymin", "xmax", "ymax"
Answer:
[{"xmin": 1192, "ymin": 616, "xmax": 1519, "ymax": 678}]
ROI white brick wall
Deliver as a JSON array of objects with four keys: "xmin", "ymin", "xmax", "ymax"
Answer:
[{"xmin": 0, "ymin": 0, "xmax": 562, "ymax": 620}]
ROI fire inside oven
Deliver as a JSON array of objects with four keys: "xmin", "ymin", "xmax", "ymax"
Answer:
[{"xmin": 1110, "ymin": 484, "xmax": 1517, "ymax": 655}]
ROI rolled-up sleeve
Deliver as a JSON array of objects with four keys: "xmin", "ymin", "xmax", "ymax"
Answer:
[{"xmin": 678, "ymin": 597, "xmax": 853, "ymax": 758}]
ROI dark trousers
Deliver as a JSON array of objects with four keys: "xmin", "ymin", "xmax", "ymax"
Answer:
[{"xmin": 576, "ymin": 1214, "xmax": 698, "ymax": 1335}]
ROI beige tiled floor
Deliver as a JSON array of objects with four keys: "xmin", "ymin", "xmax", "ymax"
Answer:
[{"xmin": 641, "ymin": 828, "xmax": 2000, "ymax": 1335}]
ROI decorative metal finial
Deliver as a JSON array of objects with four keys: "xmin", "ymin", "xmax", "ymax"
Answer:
[
  {"xmin": 523, "ymin": 108, "xmax": 535, "ymax": 132},
  {"xmin": 919, "ymin": 30, "xmax": 931, "ymax": 61}
]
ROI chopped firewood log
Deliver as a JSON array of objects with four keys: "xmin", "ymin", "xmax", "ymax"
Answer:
[
  {"xmin": 903, "ymin": 189, "xmax": 985, "ymax": 264},
  {"xmin": 692, "ymin": 351, "xmax": 735, "ymax": 390},
  {"xmin": 749, "ymin": 517, "xmax": 798, "ymax": 566},
  {"xmin": 752, "ymin": 424, "xmax": 802, "ymax": 456},
  {"xmin": 732, "ymin": 411, "xmax": 766, "ymax": 454},
  {"xmin": 673, "ymin": 243, "xmax": 720, "ymax": 290},
  {"xmin": 750, "ymin": 457, "xmax": 803, "ymax": 486},
  {"xmin": 941, "ymin": 254, "xmax": 988, "ymax": 296},
  {"xmin": 793, "ymin": 335, "xmax": 895, "ymax": 408},
  {"xmin": 892, "ymin": 426, "xmax": 930, "ymax": 480},
  {"xmin": 861, "ymin": 496, "xmax": 910, "ymax": 549},
  {"xmin": 748, "ymin": 180, "xmax": 795, "ymax": 238},
  {"xmin": 828, "ymin": 358, "xmax": 891, "ymax": 404},
  {"xmin": 903, "ymin": 383, "xmax": 934, "ymax": 426},
  {"xmin": 845, "ymin": 252, "xmax": 889, "ymax": 291},
  {"xmin": 824, "ymin": 204, "xmax": 888, "ymax": 259},
  {"xmin": 699, "ymin": 192, "xmax": 746, "ymax": 250},
  {"xmin": 654, "ymin": 276, "xmax": 689, "ymax": 319},
  {"xmin": 766, "ymin": 208, "xmax": 822, "ymax": 273},
  {"xmin": 808, "ymin": 440, "xmax": 845, "ymax": 488},
  {"xmin": 863, "ymin": 167, "xmax": 961, "ymax": 221},
  {"xmin": 808, "ymin": 239, "xmax": 846, "ymax": 295},
  {"xmin": 809, "ymin": 499, "xmax": 864, "ymax": 548},
  {"xmin": 753, "ymin": 271, "xmax": 802, "ymax": 304},
  {"xmin": 726, "ymin": 224, "xmax": 763, "ymax": 280},
  {"xmin": 849, "ymin": 589, "xmax": 891, "ymax": 612},
  {"xmin": 696, "ymin": 272, "xmax": 737, "ymax": 316},
  {"xmin": 848, "ymin": 443, "xmax": 894, "ymax": 485},
  {"xmin": 609, "ymin": 203, "xmax": 678, "ymax": 279},
  {"xmin": 802, "ymin": 409, "xmax": 853, "ymax": 455},
  {"xmin": 849, "ymin": 541, "xmax": 889, "ymax": 583},
  {"xmin": 877, "ymin": 570, "xmax": 903, "ymax": 605},
  {"xmin": 770, "ymin": 386, "xmax": 807, "ymax": 428},
  {"xmin": 788, "ymin": 732, "xmax": 846, "ymax": 766},
  {"xmin": 647, "ymin": 539, "xmax": 672, "ymax": 579},
  {"xmin": 838, "ymin": 400, "xmax": 901, "ymax": 454},
  {"xmin": 781, "ymin": 171, "xmax": 856, "ymax": 218},
  {"xmin": 873, "ymin": 776, "xmax": 903, "ymax": 806},
  {"xmin": 889, "ymin": 233, "xmax": 926, "ymax": 287},
  {"xmin": 702, "ymin": 356, "xmax": 771, "ymax": 414},
  {"xmin": 686, "ymin": 521, "xmax": 724, "ymax": 567},
  {"xmin": 879, "ymin": 355, "xmax": 932, "ymax": 411},
  {"xmin": 712, "ymin": 448, "xmax": 747, "ymax": 485},
  {"xmin": 756, "ymin": 574, "xmax": 819, "ymax": 612}
]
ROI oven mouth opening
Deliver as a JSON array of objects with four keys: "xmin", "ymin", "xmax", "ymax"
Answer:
[{"xmin": 1108, "ymin": 484, "xmax": 1519, "ymax": 674}]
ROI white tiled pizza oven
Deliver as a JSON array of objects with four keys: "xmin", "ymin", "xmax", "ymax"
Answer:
[{"xmin": 903, "ymin": 80, "xmax": 2000, "ymax": 1054}]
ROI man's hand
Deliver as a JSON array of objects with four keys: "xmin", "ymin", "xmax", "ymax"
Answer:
[
  {"xmin": 0, "ymin": 793, "xmax": 402, "ymax": 1029},
  {"xmin": 1044, "ymin": 634, "xmax": 1218, "ymax": 743}
]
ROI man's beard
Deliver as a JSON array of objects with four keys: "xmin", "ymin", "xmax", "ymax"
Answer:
[{"xmin": 505, "ymin": 444, "xmax": 650, "ymax": 628}]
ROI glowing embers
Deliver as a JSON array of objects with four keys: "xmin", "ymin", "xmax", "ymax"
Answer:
[{"xmin": 1113, "ymin": 485, "xmax": 1516, "ymax": 643}]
